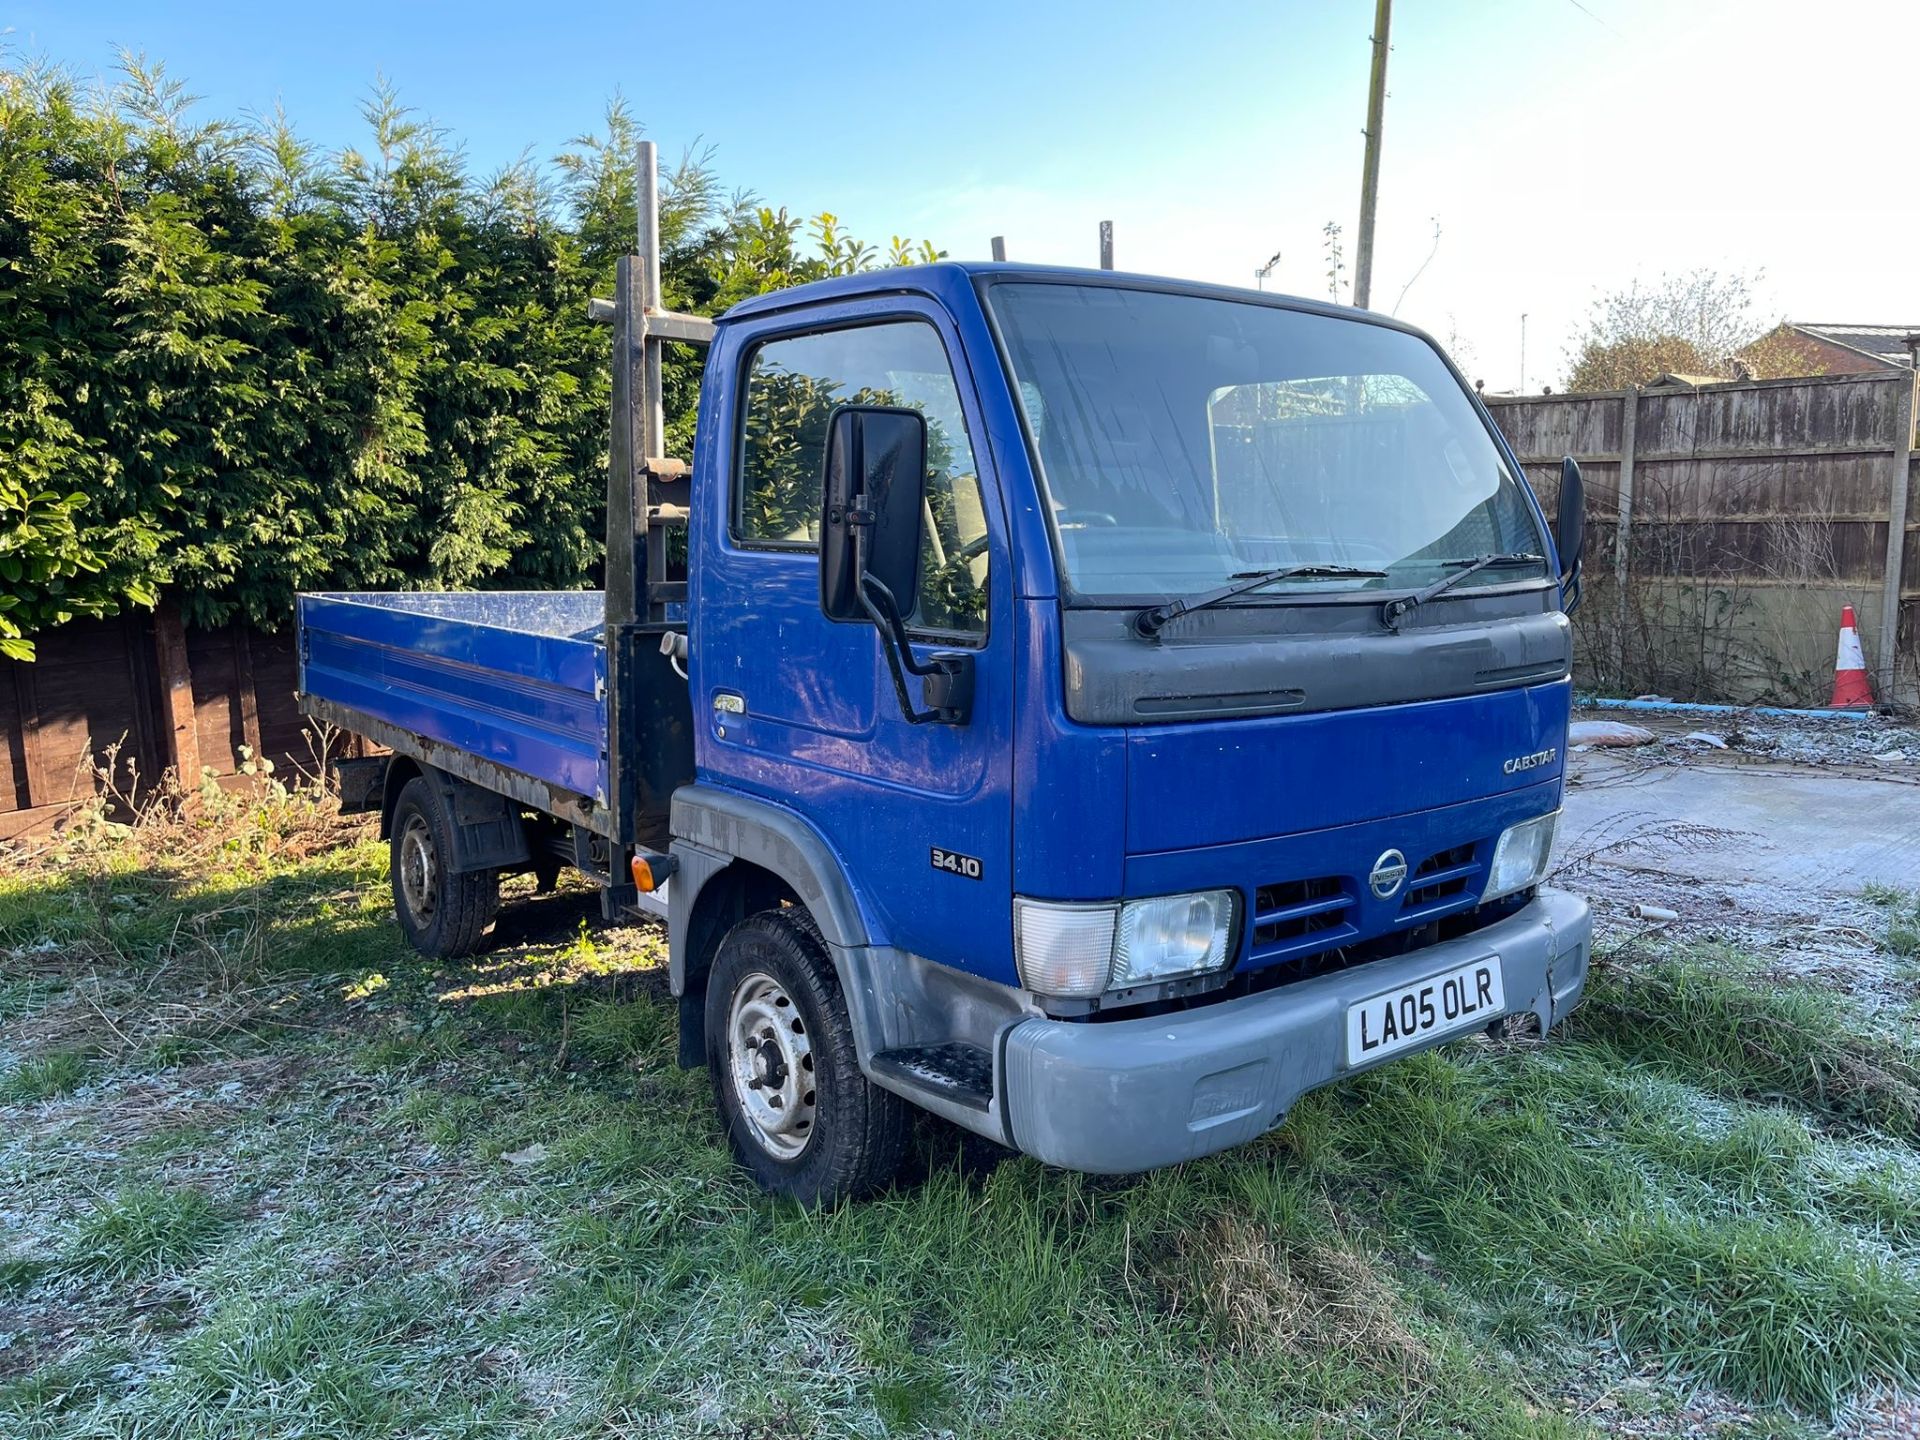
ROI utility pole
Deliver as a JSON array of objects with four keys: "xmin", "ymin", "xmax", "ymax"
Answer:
[
  {"xmin": 1099, "ymin": 220, "xmax": 1114, "ymax": 270},
  {"xmin": 990, "ymin": 236, "xmax": 1006, "ymax": 262},
  {"xmin": 1519, "ymin": 313, "xmax": 1529, "ymax": 394},
  {"xmin": 1352, "ymin": 0, "xmax": 1392, "ymax": 310}
]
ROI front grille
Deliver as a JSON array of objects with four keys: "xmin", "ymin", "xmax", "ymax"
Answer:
[
  {"xmin": 1249, "ymin": 835, "xmax": 1490, "ymax": 968},
  {"xmin": 1401, "ymin": 842, "xmax": 1482, "ymax": 913},
  {"xmin": 1252, "ymin": 874, "xmax": 1356, "ymax": 957}
]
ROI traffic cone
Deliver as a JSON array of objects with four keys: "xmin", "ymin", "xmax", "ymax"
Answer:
[{"xmin": 1829, "ymin": 605, "xmax": 1874, "ymax": 709}]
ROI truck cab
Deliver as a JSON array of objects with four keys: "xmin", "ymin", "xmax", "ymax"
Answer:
[{"xmin": 300, "ymin": 203, "xmax": 1591, "ymax": 1208}]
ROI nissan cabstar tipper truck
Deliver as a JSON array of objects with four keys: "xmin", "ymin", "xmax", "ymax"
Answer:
[{"xmin": 298, "ymin": 146, "xmax": 1592, "ymax": 1206}]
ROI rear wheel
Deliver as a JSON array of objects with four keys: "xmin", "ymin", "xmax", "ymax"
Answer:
[
  {"xmin": 705, "ymin": 909, "xmax": 907, "ymax": 1207},
  {"xmin": 389, "ymin": 777, "xmax": 499, "ymax": 958}
]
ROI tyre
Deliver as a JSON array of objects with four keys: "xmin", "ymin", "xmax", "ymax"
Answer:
[
  {"xmin": 389, "ymin": 776, "xmax": 500, "ymax": 959},
  {"xmin": 705, "ymin": 908, "xmax": 907, "ymax": 1207}
]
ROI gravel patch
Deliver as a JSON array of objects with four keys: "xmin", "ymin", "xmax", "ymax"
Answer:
[{"xmin": 1572, "ymin": 704, "xmax": 1920, "ymax": 774}]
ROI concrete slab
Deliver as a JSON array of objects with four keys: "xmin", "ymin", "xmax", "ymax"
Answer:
[{"xmin": 1563, "ymin": 752, "xmax": 1920, "ymax": 894}]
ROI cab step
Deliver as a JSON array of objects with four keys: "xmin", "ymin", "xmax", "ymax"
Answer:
[{"xmin": 871, "ymin": 1042, "xmax": 994, "ymax": 1112}]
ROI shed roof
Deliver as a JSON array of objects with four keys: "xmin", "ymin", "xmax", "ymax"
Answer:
[{"xmin": 1645, "ymin": 372, "xmax": 1730, "ymax": 389}]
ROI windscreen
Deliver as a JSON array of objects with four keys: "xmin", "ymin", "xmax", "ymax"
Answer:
[{"xmin": 987, "ymin": 282, "xmax": 1545, "ymax": 601}]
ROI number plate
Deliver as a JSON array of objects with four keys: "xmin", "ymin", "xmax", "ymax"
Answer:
[{"xmin": 1346, "ymin": 957, "xmax": 1505, "ymax": 1066}]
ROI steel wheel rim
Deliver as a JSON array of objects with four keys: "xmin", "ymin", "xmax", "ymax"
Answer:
[
  {"xmin": 398, "ymin": 813, "xmax": 439, "ymax": 924},
  {"xmin": 726, "ymin": 971, "xmax": 816, "ymax": 1160}
]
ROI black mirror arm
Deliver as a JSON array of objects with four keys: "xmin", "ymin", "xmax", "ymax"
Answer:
[{"xmin": 853, "ymin": 521, "xmax": 973, "ymax": 726}]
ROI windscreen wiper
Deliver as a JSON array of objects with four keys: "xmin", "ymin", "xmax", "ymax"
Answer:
[
  {"xmin": 1380, "ymin": 552, "xmax": 1546, "ymax": 631},
  {"xmin": 1133, "ymin": 563, "xmax": 1389, "ymax": 638}
]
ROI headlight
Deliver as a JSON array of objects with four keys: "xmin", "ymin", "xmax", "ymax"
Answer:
[
  {"xmin": 1482, "ymin": 810, "xmax": 1560, "ymax": 903},
  {"xmin": 1015, "ymin": 890, "xmax": 1239, "ymax": 998},
  {"xmin": 1114, "ymin": 890, "xmax": 1237, "ymax": 985}
]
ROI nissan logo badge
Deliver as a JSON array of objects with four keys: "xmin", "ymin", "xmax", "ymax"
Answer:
[{"xmin": 1369, "ymin": 849, "xmax": 1408, "ymax": 900}]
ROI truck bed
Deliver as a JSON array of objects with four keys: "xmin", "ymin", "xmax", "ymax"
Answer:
[{"xmin": 298, "ymin": 591, "xmax": 611, "ymax": 823}]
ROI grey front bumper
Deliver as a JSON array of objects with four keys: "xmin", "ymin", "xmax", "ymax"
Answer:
[{"xmin": 1000, "ymin": 887, "xmax": 1591, "ymax": 1174}]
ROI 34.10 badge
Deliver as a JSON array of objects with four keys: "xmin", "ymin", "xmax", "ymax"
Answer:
[{"xmin": 930, "ymin": 847, "xmax": 983, "ymax": 880}]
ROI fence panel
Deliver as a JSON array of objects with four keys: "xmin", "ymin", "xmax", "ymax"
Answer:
[
  {"xmin": 0, "ymin": 609, "xmax": 310, "ymax": 838},
  {"xmin": 1487, "ymin": 371, "xmax": 1916, "ymax": 708}
]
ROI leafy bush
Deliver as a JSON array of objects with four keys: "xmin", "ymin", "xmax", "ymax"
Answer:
[{"xmin": 0, "ymin": 55, "xmax": 939, "ymax": 656}]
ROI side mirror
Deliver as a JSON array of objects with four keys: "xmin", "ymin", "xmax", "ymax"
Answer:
[
  {"xmin": 819, "ymin": 404, "xmax": 973, "ymax": 725},
  {"xmin": 1555, "ymin": 455, "xmax": 1586, "ymax": 614},
  {"xmin": 822, "ymin": 405, "xmax": 927, "ymax": 623}
]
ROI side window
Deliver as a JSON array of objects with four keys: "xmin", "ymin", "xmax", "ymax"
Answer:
[{"xmin": 736, "ymin": 321, "xmax": 989, "ymax": 636}]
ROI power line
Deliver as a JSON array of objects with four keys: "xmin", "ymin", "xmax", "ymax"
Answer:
[{"xmin": 1563, "ymin": 0, "xmax": 1621, "ymax": 36}]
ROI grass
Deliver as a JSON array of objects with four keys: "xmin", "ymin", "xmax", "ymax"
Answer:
[
  {"xmin": 1569, "ymin": 949, "xmax": 1920, "ymax": 1134},
  {"xmin": 1291, "ymin": 1045, "xmax": 1920, "ymax": 1411},
  {"xmin": 62, "ymin": 1185, "xmax": 229, "ymax": 1282},
  {"xmin": 3, "ymin": 798, "xmax": 1919, "ymax": 1435},
  {"xmin": 0, "ymin": 1050, "xmax": 91, "ymax": 1102},
  {"xmin": 1862, "ymin": 883, "xmax": 1920, "ymax": 961}
]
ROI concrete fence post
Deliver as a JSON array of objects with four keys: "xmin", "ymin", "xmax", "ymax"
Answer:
[{"xmin": 1877, "ymin": 373, "xmax": 1915, "ymax": 701}]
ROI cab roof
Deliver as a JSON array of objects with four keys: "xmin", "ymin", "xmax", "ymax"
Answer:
[{"xmin": 716, "ymin": 261, "xmax": 1428, "ymax": 340}]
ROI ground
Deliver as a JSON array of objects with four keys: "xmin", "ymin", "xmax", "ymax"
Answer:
[
  {"xmin": 3, "ymin": 725, "xmax": 1920, "ymax": 1440},
  {"xmin": 1563, "ymin": 706, "xmax": 1920, "ymax": 1014}
]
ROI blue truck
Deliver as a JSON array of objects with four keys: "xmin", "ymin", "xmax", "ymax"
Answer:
[{"xmin": 299, "ymin": 146, "xmax": 1591, "ymax": 1206}]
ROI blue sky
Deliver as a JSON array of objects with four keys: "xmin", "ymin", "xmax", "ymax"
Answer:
[{"xmin": 14, "ymin": 1, "xmax": 1920, "ymax": 387}]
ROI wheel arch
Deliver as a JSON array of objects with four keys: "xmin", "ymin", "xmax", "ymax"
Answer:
[
  {"xmin": 381, "ymin": 761, "xmax": 532, "ymax": 874},
  {"xmin": 668, "ymin": 786, "xmax": 876, "ymax": 1069},
  {"xmin": 378, "ymin": 755, "xmax": 426, "ymax": 840}
]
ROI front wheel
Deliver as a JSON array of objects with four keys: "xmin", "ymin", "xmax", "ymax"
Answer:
[{"xmin": 705, "ymin": 909, "xmax": 907, "ymax": 1207}]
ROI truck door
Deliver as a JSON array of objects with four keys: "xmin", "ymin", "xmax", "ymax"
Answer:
[{"xmin": 696, "ymin": 298, "xmax": 1016, "ymax": 985}]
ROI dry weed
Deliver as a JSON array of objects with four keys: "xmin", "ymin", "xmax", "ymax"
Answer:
[
  {"xmin": 1, "ymin": 728, "xmax": 366, "ymax": 881},
  {"xmin": 1166, "ymin": 1213, "xmax": 1431, "ymax": 1375},
  {"xmin": 1, "ymin": 731, "xmax": 374, "ymax": 1078}
]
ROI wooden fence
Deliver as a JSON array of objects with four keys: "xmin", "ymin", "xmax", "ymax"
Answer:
[
  {"xmin": 1, "ymin": 606, "xmax": 309, "ymax": 840},
  {"xmin": 1486, "ymin": 370, "xmax": 1920, "ymax": 707}
]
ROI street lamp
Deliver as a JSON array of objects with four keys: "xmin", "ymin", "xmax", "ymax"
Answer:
[{"xmin": 1254, "ymin": 250, "xmax": 1282, "ymax": 290}]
